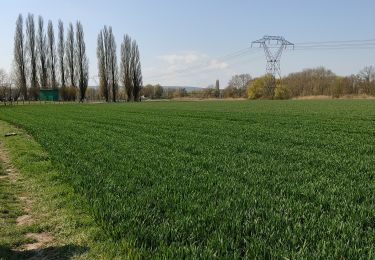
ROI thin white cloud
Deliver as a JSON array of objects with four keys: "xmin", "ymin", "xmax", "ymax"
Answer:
[
  {"xmin": 145, "ymin": 51, "xmax": 233, "ymax": 86},
  {"xmin": 157, "ymin": 51, "xmax": 228, "ymax": 72},
  {"xmin": 206, "ymin": 59, "xmax": 228, "ymax": 70},
  {"xmin": 158, "ymin": 51, "xmax": 207, "ymax": 65}
]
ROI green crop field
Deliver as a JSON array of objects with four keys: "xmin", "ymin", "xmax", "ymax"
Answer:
[{"xmin": 0, "ymin": 100, "xmax": 374, "ymax": 258}]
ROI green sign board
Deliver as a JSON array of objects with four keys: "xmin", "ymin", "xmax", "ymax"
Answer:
[{"xmin": 39, "ymin": 89, "xmax": 59, "ymax": 101}]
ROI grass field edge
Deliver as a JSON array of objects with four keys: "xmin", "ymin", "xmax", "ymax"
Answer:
[{"xmin": 0, "ymin": 120, "xmax": 142, "ymax": 259}]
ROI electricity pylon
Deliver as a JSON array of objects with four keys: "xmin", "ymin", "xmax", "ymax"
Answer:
[{"xmin": 251, "ymin": 36, "xmax": 294, "ymax": 79}]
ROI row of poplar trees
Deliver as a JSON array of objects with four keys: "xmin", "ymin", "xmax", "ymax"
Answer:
[
  {"xmin": 13, "ymin": 13, "xmax": 89, "ymax": 101},
  {"xmin": 97, "ymin": 26, "xmax": 142, "ymax": 102}
]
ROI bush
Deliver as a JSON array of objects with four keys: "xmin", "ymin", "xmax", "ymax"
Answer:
[
  {"xmin": 247, "ymin": 76, "xmax": 277, "ymax": 99},
  {"xmin": 247, "ymin": 77, "xmax": 266, "ymax": 99},
  {"xmin": 274, "ymin": 84, "xmax": 291, "ymax": 100},
  {"xmin": 248, "ymin": 75, "xmax": 291, "ymax": 100},
  {"xmin": 60, "ymin": 86, "xmax": 78, "ymax": 101}
]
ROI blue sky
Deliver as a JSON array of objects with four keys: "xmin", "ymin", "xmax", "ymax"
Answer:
[{"xmin": 0, "ymin": 0, "xmax": 374, "ymax": 87}]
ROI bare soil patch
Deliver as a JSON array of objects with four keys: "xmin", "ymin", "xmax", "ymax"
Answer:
[
  {"xmin": 16, "ymin": 214, "xmax": 34, "ymax": 226},
  {"xmin": 24, "ymin": 232, "xmax": 54, "ymax": 251}
]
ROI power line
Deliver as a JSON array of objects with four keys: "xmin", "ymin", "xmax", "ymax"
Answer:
[
  {"xmin": 147, "ymin": 51, "xmax": 263, "ymax": 81},
  {"xmin": 294, "ymin": 43, "xmax": 375, "ymax": 51},
  {"xmin": 145, "ymin": 37, "xmax": 375, "ymax": 83},
  {"xmin": 293, "ymin": 47, "xmax": 375, "ymax": 52},
  {"xmin": 295, "ymin": 42, "xmax": 375, "ymax": 48},
  {"xmin": 146, "ymin": 48, "xmax": 257, "ymax": 80},
  {"xmin": 293, "ymin": 39, "xmax": 375, "ymax": 50},
  {"xmin": 295, "ymin": 38, "xmax": 375, "ymax": 45}
]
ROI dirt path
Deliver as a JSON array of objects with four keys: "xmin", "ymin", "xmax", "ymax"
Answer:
[
  {"xmin": 0, "ymin": 121, "xmax": 108, "ymax": 258},
  {"xmin": 0, "ymin": 142, "xmax": 55, "ymax": 258}
]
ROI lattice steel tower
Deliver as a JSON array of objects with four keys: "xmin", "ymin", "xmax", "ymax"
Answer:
[{"xmin": 252, "ymin": 36, "xmax": 294, "ymax": 78}]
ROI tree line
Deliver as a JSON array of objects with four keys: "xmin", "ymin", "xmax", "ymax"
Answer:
[
  {"xmin": 13, "ymin": 13, "xmax": 88, "ymax": 101},
  {"xmin": 3, "ymin": 14, "xmax": 373, "ymax": 102},
  {"xmin": 248, "ymin": 66, "xmax": 375, "ymax": 99},
  {"xmin": 9, "ymin": 13, "xmax": 143, "ymax": 103},
  {"xmin": 96, "ymin": 27, "xmax": 142, "ymax": 102},
  {"xmin": 225, "ymin": 67, "xmax": 375, "ymax": 99},
  {"xmin": 139, "ymin": 66, "xmax": 375, "ymax": 100}
]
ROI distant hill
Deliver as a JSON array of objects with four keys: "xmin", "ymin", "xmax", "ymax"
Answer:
[
  {"xmin": 161, "ymin": 86, "xmax": 205, "ymax": 92},
  {"xmin": 89, "ymin": 85, "xmax": 206, "ymax": 92}
]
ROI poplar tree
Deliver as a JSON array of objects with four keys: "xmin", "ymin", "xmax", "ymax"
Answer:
[
  {"xmin": 97, "ymin": 27, "xmax": 109, "ymax": 101},
  {"xmin": 120, "ymin": 34, "xmax": 133, "ymax": 101},
  {"xmin": 66, "ymin": 23, "xmax": 76, "ymax": 89},
  {"xmin": 75, "ymin": 21, "xmax": 89, "ymax": 102},
  {"xmin": 108, "ymin": 27, "xmax": 118, "ymax": 102},
  {"xmin": 37, "ymin": 16, "xmax": 48, "ymax": 89},
  {"xmin": 13, "ymin": 14, "xmax": 27, "ymax": 100},
  {"xmin": 47, "ymin": 20, "xmax": 57, "ymax": 89},
  {"xmin": 26, "ymin": 13, "xmax": 38, "ymax": 99},
  {"xmin": 131, "ymin": 40, "xmax": 142, "ymax": 101},
  {"xmin": 57, "ymin": 20, "xmax": 66, "ymax": 97}
]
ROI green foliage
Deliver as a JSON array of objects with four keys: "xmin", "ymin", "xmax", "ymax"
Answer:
[
  {"xmin": 1, "ymin": 101, "xmax": 375, "ymax": 258},
  {"xmin": 274, "ymin": 84, "xmax": 291, "ymax": 100},
  {"xmin": 247, "ymin": 74, "xmax": 277, "ymax": 99},
  {"xmin": 247, "ymin": 76, "xmax": 266, "ymax": 99}
]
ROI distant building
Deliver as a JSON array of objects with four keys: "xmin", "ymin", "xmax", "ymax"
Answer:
[{"xmin": 39, "ymin": 89, "xmax": 59, "ymax": 101}]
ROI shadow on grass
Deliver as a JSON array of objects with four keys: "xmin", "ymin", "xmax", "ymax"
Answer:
[{"xmin": 0, "ymin": 244, "xmax": 88, "ymax": 260}]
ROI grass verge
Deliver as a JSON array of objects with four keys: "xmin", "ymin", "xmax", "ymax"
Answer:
[{"xmin": 0, "ymin": 120, "xmax": 140, "ymax": 259}]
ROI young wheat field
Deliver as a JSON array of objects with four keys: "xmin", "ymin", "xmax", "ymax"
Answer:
[{"xmin": 0, "ymin": 100, "xmax": 374, "ymax": 258}]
